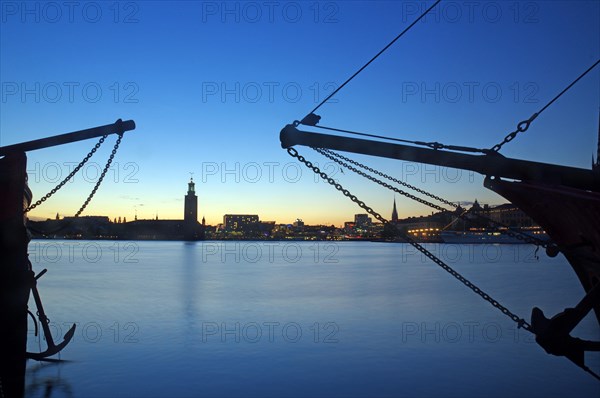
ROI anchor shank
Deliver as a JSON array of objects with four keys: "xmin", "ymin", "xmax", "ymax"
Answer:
[{"xmin": 30, "ymin": 272, "xmax": 56, "ymax": 347}]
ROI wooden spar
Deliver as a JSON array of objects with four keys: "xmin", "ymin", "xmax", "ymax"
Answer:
[
  {"xmin": 0, "ymin": 119, "xmax": 135, "ymax": 157},
  {"xmin": 280, "ymin": 124, "xmax": 600, "ymax": 192}
]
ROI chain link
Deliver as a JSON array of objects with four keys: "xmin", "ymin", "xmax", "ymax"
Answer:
[
  {"xmin": 315, "ymin": 147, "xmax": 552, "ymax": 249},
  {"xmin": 313, "ymin": 148, "xmax": 448, "ymax": 212},
  {"xmin": 25, "ymin": 133, "xmax": 124, "ymax": 218},
  {"xmin": 74, "ymin": 133, "xmax": 123, "ymax": 217},
  {"xmin": 490, "ymin": 113, "xmax": 538, "ymax": 153},
  {"xmin": 317, "ymin": 148, "xmax": 457, "ymax": 208},
  {"xmin": 287, "ymin": 146, "xmax": 533, "ymax": 332},
  {"xmin": 25, "ymin": 135, "xmax": 108, "ymax": 212}
]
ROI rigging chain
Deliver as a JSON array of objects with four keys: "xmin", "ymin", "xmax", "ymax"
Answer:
[
  {"xmin": 315, "ymin": 147, "xmax": 552, "ymax": 249},
  {"xmin": 74, "ymin": 133, "xmax": 123, "ymax": 217},
  {"xmin": 286, "ymin": 146, "xmax": 532, "ymax": 332},
  {"xmin": 299, "ymin": 146, "xmax": 600, "ymax": 382},
  {"xmin": 25, "ymin": 133, "xmax": 124, "ymax": 217}
]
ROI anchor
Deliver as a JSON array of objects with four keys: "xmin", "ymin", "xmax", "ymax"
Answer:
[
  {"xmin": 530, "ymin": 282, "xmax": 600, "ymax": 380},
  {"xmin": 26, "ymin": 267, "xmax": 76, "ymax": 361}
]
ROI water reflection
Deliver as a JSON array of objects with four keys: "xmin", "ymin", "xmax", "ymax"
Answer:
[
  {"xmin": 21, "ymin": 241, "xmax": 600, "ymax": 397},
  {"xmin": 26, "ymin": 360, "xmax": 73, "ymax": 398},
  {"xmin": 182, "ymin": 242, "xmax": 199, "ymax": 346}
]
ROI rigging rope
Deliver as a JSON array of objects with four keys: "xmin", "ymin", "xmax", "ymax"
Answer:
[
  {"xmin": 490, "ymin": 58, "xmax": 600, "ymax": 153},
  {"xmin": 302, "ymin": 0, "xmax": 442, "ymax": 122},
  {"xmin": 306, "ymin": 58, "xmax": 600, "ymax": 155},
  {"xmin": 311, "ymin": 124, "xmax": 493, "ymax": 154}
]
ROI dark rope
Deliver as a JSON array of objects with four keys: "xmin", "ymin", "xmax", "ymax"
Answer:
[
  {"xmin": 314, "ymin": 125, "xmax": 426, "ymax": 145},
  {"xmin": 302, "ymin": 0, "xmax": 442, "ymax": 121},
  {"xmin": 313, "ymin": 124, "xmax": 492, "ymax": 154},
  {"xmin": 538, "ymin": 59, "xmax": 600, "ymax": 118},
  {"xmin": 490, "ymin": 59, "xmax": 600, "ymax": 152}
]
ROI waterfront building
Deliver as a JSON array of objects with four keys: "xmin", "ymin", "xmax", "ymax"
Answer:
[
  {"xmin": 223, "ymin": 214, "xmax": 259, "ymax": 231},
  {"xmin": 293, "ymin": 218, "xmax": 305, "ymax": 229},
  {"xmin": 485, "ymin": 203, "xmax": 537, "ymax": 227},
  {"xmin": 354, "ymin": 214, "xmax": 372, "ymax": 227},
  {"xmin": 28, "ymin": 178, "xmax": 204, "ymax": 240}
]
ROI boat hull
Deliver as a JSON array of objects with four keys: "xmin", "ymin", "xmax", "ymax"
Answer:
[{"xmin": 485, "ymin": 177, "xmax": 600, "ymax": 325}]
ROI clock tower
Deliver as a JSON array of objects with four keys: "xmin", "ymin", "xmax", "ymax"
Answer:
[{"xmin": 184, "ymin": 178, "xmax": 198, "ymax": 223}]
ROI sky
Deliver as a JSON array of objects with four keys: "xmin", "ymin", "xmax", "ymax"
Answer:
[{"xmin": 1, "ymin": 0, "xmax": 599, "ymax": 227}]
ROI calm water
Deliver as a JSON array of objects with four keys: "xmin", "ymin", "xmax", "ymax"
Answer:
[{"xmin": 24, "ymin": 240, "xmax": 599, "ymax": 398}]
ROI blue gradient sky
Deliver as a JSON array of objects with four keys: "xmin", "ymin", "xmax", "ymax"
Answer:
[{"xmin": 1, "ymin": 1, "xmax": 599, "ymax": 226}]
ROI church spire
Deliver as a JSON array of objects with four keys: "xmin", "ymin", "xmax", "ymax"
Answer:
[{"xmin": 391, "ymin": 197, "xmax": 398, "ymax": 223}]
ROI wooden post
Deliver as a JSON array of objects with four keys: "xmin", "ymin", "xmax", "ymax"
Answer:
[{"xmin": 0, "ymin": 152, "xmax": 31, "ymax": 398}]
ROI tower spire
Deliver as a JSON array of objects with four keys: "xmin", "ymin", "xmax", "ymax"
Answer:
[
  {"xmin": 188, "ymin": 176, "xmax": 195, "ymax": 194},
  {"xmin": 391, "ymin": 197, "xmax": 398, "ymax": 223}
]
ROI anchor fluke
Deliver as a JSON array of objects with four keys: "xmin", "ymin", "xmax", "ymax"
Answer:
[
  {"xmin": 27, "ymin": 324, "xmax": 76, "ymax": 361},
  {"xmin": 531, "ymin": 307, "xmax": 586, "ymax": 367},
  {"xmin": 531, "ymin": 305, "xmax": 600, "ymax": 380}
]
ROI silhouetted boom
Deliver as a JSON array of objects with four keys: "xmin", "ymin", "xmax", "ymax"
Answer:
[
  {"xmin": 280, "ymin": 124, "xmax": 599, "ymax": 192},
  {"xmin": 0, "ymin": 119, "xmax": 136, "ymax": 156}
]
